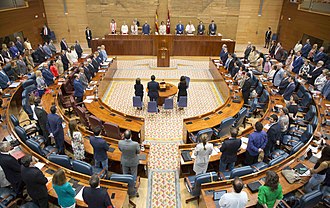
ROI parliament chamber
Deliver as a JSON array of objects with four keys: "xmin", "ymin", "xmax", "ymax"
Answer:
[{"xmin": 0, "ymin": 0, "xmax": 330, "ymax": 207}]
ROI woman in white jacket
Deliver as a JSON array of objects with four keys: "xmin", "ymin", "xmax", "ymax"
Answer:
[{"xmin": 193, "ymin": 134, "xmax": 213, "ymax": 175}]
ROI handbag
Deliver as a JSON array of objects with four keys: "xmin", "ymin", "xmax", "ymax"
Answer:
[{"xmin": 281, "ymin": 169, "xmax": 301, "ymax": 184}]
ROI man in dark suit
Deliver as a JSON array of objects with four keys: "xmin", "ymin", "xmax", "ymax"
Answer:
[
  {"xmin": 83, "ymin": 174, "xmax": 113, "ymax": 208},
  {"xmin": 87, "ymin": 59, "xmax": 97, "ymax": 76},
  {"xmin": 60, "ymin": 38, "xmax": 68, "ymax": 51},
  {"xmin": 47, "ymin": 105, "xmax": 65, "ymax": 154},
  {"xmin": 34, "ymin": 97, "xmax": 50, "ymax": 146},
  {"xmin": 283, "ymin": 76, "xmax": 296, "ymax": 102},
  {"xmin": 268, "ymin": 40, "xmax": 276, "ymax": 57},
  {"xmin": 41, "ymin": 63, "xmax": 55, "ymax": 86},
  {"xmin": 74, "ymin": 74, "xmax": 84, "ymax": 103},
  {"xmin": 21, "ymin": 155, "xmax": 49, "ymax": 208},
  {"xmin": 197, "ymin": 21, "xmax": 205, "ymax": 35},
  {"xmin": 244, "ymin": 42, "xmax": 252, "ymax": 60},
  {"xmin": 307, "ymin": 61, "xmax": 324, "ymax": 85},
  {"xmin": 208, "ymin": 20, "xmax": 217, "ymax": 36},
  {"xmin": 61, "ymin": 50, "xmax": 70, "ymax": 71},
  {"xmin": 118, "ymin": 130, "xmax": 140, "ymax": 179},
  {"xmin": 277, "ymin": 72, "xmax": 289, "ymax": 95},
  {"xmin": 241, "ymin": 73, "xmax": 251, "ymax": 104},
  {"xmin": 175, "ymin": 21, "xmax": 184, "ymax": 35},
  {"xmin": 264, "ymin": 114, "xmax": 281, "ymax": 160},
  {"xmin": 292, "ymin": 51, "xmax": 304, "ymax": 74},
  {"xmin": 264, "ymin": 27, "xmax": 272, "ymax": 49},
  {"xmin": 147, "ymin": 75, "xmax": 160, "ymax": 102},
  {"xmin": 15, "ymin": 37, "xmax": 24, "ymax": 55},
  {"xmin": 313, "ymin": 47, "xmax": 326, "ymax": 63},
  {"xmin": 142, "ymin": 21, "xmax": 150, "ymax": 35},
  {"xmin": 85, "ymin": 27, "xmax": 92, "ymax": 48},
  {"xmin": 301, "ymin": 39, "xmax": 312, "ymax": 58},
  {"xmin": 0, "ymin": 66, "xmax": 11, "ymax": 89},
  {"xmin": 0, "ymin": 141, "xmax": 24, "ymax": 196},
  {"xmin": 220, "ymin": 44, "xmax": 228, "ymax": 63},
  {"xmin": 40, "ymin": 24, "xmax": 51, "ymax": 43},
  {"xmin": 92, "ymin": 55, "xmax": 100, "ymax": 71},
  {"xmin": 83, "ymin": 61, "xmax": 92, "ymax": 81},
  {"xmin": 322, "ymin": 75, "xmax": 330, "ymax": 100},
  {"xmin": 74, "ymin": 40, "xmax": 83, "ymax": 59},
  {"xmin": 35, "ymin": 44, "xmax": 47, "ymax": 63},
  {"xmin": 219, "ymin": 128, "xmax": 242, "ymax": 172},
  {"xmin": 89, "ymin": 126, "xmax": 109, "ymax": 171},
  {"xmin": 274, "ymin": 42, "xmax": 284, "ymax": 61}
]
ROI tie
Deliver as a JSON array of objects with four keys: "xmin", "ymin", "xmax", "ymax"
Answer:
[{"xmin": 44, "ymin": 28, "xmax": 47, "ymax": 35}]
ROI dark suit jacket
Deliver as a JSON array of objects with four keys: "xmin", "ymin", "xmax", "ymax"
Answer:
[
  {"xmin": 220, "ymin": 49, "xmax": 228, "ymax": 63},
  {"xmin": 74, "ymin": 79, "xmax": 84, "ymax": 97},
  {"xmin": 0, "ymin": 153, "xmax": 22, "ymax": 185},
  {"xmin": 178, "ymin": 82, "xmax": 188, "ymax": 97},
  {"xmin": 301, "ymin": 43, "xmax": 312, "ymax": 58},
  {"xmin": 134, "ymin": 83, "xmax": 144, "ymax": 98},
  {"xmin": 242, "ymin": 78, "xmax": 251, "ymax": 104},
  {"xmin": 142, "ymin": 24, "xmax": 150, "ymax": 34},
  {"xmin": 88, "ymin": 63, "xmax": 97, "ymax": 75},
  {"xmin": 220, "ymin": 138, "xmax": 242, "ymax": 164},
  {"xmin": 60, "ymin": 40, "xmax": 68, "ymax": 51},
  {"xmin": 42, "ymin": 68, "xmax": 54, "ymax": 86},
  {"xmin": 35, "ymin": 48, "xmax": 47, "ymax": 63},
  {"xmin": 35, "ymin": 106, "xmax": 49, "ymax": 137},
  {"xmin": 89, "ymin": 136, "xmax": 109, "ymax": 161},
  {"xmin": 269, "ymin": 45, "xmax": 276, "ymax": 57},
  {"xmin": 265, "ymin": 30, "xmax": 272, "ymax": 40},
  {"xmin": 61, "ymin": 54, "xmax": 69, "ymax": 70},
  {"xmin": 175, "ymin": 24, "xmax": 184, "ymax": 34},
  {"xmin": 274, "ymin": 47, "xmax": 284, "ymax": 61},
  {"xmin": 85, "ymin": 29, "xmax": 92, "ymax": 40},
  {"xmin": 283, "ymin": 82, "xmax": 296, "ymax": 101},
  {"xmin": 266, "ymin": 122, "xmax": 281, "ymax": 146},
  {"xmin": 0, "ymin": 70, "xmax": 10, "ymax": 89},
  {"xmin": 92, "ymin": 58, "xmax": 99, "ymax": 70},
  {"xmin": 208, "ymin": 23, "xmax": 217, "ymax": 35},
  {"xmin": 244, "ymin": 46, "xmax": 252, "ymax": 59},
  {"xmin": 47, "ymin": 113, "xmax": 64, "ymax": 147},
  {"xmin": 15, "ymin": 41, "xmax": 24, "ymax": 54},
  {"xmin": 75, "ymin": 44, "xmax": 83, "ymax": 57},
  {"xmin": 292, "ymin": 56, "xmax": 304, "ymax": 74},
  {"xmin": 147, "ymin": 80, "xmax": 159, "ymax": 99},
  {"xmin": 278, "ymin": 77, "xmax": 289, "ymax": 95},
  {"xmin": 197, "ymin": 24, "xmax": 205, "ymax": 34},
  {"xmin": 307, "ymin": 67, "xmax": 323, "ymax": 85},
  {"xmin": 82, "ymin": 187, "xmax": 112, "ymax": 208},
  {"xmin": 21, "ymin": 166, "xmax": 48, "ymax": 200},
  {"xmin": 83, "ymin": 66, "xmax": 92, "ymax": 81},
  {"xmin": 313, "ymin": 51, "xmax": 326, "ymax": 63}
]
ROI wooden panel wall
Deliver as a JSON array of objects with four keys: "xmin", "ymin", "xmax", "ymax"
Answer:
[
  {"xmin": 278, "ymin": 0, "xmax": 330, "ymax": 50},
  {"xmin": 0, "ymin": 0, "xmax": 47, "ymax": 48}
]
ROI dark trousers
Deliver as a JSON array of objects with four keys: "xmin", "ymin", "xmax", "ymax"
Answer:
[
  {"xmin": 244, "ymin": 151, "xmax": 259, "ymax": 165},
  {"xmin": 38, "ymin": 89, "xmax": 45, "ymax": 98},
  {"xmin": 265, "ymin": 38, "xmax": 271, "ymax": 48},
  {"xmin": 33, "ymin": 197, "xmax": 49, "ymax": 208},
  {"xmin": 75, "ymin": 96, "xmax": 83, "ymax": 103},
  {"xmin": 87, "ymin": 39, "xmax": 91, "ymax": 48},
  {"xmin": 12, "ymin": 180, "xmax": 24, "ymax": 197}
]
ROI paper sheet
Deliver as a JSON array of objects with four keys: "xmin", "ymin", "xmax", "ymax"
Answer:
[
  {"xmin": 83, "ymin": 99, "xmax": 93, "ymax": 104},
  {"xmin": 241, "ymin": 137, "xmax": 249, "ymax": 144},
  {"xmin": 85, "ymin": 95, "xmax": 94, "ymax": 100},
  {"xmin": 9, "ymin": 82, "xmax": 21, "ymax": 88},
  {"xmin": 75, "ymin": 187, "xmax": 85, "ymax": 201},
  {"xmin": 34, "ymin": 162, "xmax": 45, "ymax": 170}
]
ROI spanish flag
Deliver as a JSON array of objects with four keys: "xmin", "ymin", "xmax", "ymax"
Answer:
[{"xmin": 155, "ymin": 10, "xmax": 159, "ymax": 33}]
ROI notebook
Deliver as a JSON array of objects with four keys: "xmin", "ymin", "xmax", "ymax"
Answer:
[
  {"xmin": 213, "ymin": 190, "xmax": 227, "ymax": 201},
  {"xmin": 247, "ymin": 181, "xmax": 262, "ymax": 193}
]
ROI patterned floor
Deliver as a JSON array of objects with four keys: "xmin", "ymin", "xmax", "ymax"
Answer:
[{"xmin": 102, "ymin": 59, "xmax": 224, "ymax": 207}]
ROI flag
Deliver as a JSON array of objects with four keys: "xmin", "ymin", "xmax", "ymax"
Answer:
[
  {"xmin": 166, "ymin": 9, "xmax": 170, "ymax": 34},
  {"xmin": 155, "ymin": 10, "xmax": 159, "ymax": 33}
]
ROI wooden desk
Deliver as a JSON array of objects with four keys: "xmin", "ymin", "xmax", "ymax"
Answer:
[
  {"xmin": 146, "ymin": 83, "xmax": 178, "ymax": 105},
  {"xmin": 91, "ymin": 35, "xmax": 235, "ymax": 56}
]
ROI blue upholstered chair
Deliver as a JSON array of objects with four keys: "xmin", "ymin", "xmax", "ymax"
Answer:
[
  {"xmin": 281, "ymin": 190, "xmax": 323, "ymax": 208},
  {"xmin": 232, "ymin": 107, "xmax": 247, "ymax": 129},
  {"xmin": 10, "ymin": 114, "xmax": 38, "ymax": 136},
  {"xmin": 14, "ymin": 126, "xmax": 44, "ymax": 144},
  {"xmin": 133, "ymin": 96, "xmax": 142, "ymax": 110},
  {"xmin": 298, "ymin": 93, "xmax": 312, "ymax": 112},
  {"xmin": 213, "ymin": 117, "xmax": 235, "ymax": 138},
  {"xmin": 22, "ymin": 79, "xmax": 35, "ymax": 89},
  {"xmin": 296, "ymin": 85, "xmax": 307, "ymax": 99},
  {"xmin": 185, "ymin": 76, "xmax": 190, "ymax": 89},
  {"xmin": 283, "ymin": 124, "xmax": 313, "ymax": 147},
  {"xmin": 147, "ymin": 101, "xmax": 158, "ymax": 113},
  {"xmin": 163, "ymin": 98, "xmax": 174, "ymax": 111},
  {"xmin": 48, "ymin": 154, "xmax": 73, "ymax": 170},
  {"xmin": 178, "ymin": 96, "xmax": 188, "ymax": 109},
  {"xmin": 220, "ymin": 166, "xmax": 254, "ymax": 180},
  {"xmin": 255, "ymin": 81, "xmax": 264, "ymax": 97},
  {"xmin": 26, "ymin": 139, "xmax": 57, "ymax": 157},
  {"xmin": 72, "ymin": 160, "xmax": 106, "ymax": 178},
  {"xmin": 110, "ymin": 174, "xmax": 140, "ymax": 197},
  {"xmin": 22, "ymin": 97, "xmax": 34, "ymax": 120},
  {"xmin": 19, "ymin": 202, "xmax": 39, "ymax": 208},
  {"xmin": 290, "ymin": 142, "xmax": 304, "ymax": 155},
  {"xmin": 184, "ymin": 172, "xmax": 218, "ymax": 204},
  {"xmin": 189, "ymin": 128, "xmax": 213, "ymax": 143},
  {"xmin": 0, "ymin": 187, "xmax": 21, "ymax": 207},
  {"xmin": 251, "ymin": 154, "xmax": 287, "ymax": 172}
]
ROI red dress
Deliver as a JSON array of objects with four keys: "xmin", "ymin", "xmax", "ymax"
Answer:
[{"xmin": 50, "ymin": 65, "xmax": 59, "ymax": 77}]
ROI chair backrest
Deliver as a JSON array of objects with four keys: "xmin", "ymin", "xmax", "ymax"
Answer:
[
  {"xmin": 24, "ymin": 84, "xmax": 37, "ymax": 94},
  {"xmin": 185, "ymin": 76, "xmax": 190, "ymax": 89},
  {"xmin": 192, "ymin": 128, "xmax": 214, "ymax": 143},
  {"xmin": 103, "ymin": 122, "xmax": 121, "ymax": 140},
  {"xmin": 10, "ymin": 114, "xmax": 19, "ymax": 127},
  {"xmin": 290, "ymin": 142, "xmax": 304, "ymax": 155},
  {"xmin": 147, "ymin": 101, "xmax": 158, "ymax": 113},
  {"xmin": 72, "ymin": 160, "xmax": 93, "ymax": 176},
  {"xmin": 233, "ymin": 107, "xmax": 247, "ymax": 128},
  {"xmin": 76, "ymin": 106, "xmax": 89, "ymax": 127},
  {"xmin": 216, "ymin": 117, "xmax": 235, "ymax": 138},
  {"xmin": 255, "ymin": 81, "xmax": 264, "ymax": 96},
  {"xmin": 191, "ymin": 172, "xmax": 218, "ymax": 197},
  {"xmin": 22, "ymin": 79, "xmax": 35, "ymax": 89},
  {"xmin": 133, "ymin": 96, "xmax": 142, "ymax": 108},
  {"xmin": 110, "ymin": 174, "xmax": 136, "ymax": 196},
  {"xmin": 19, "ymin": 202, "xmax": 39, "ymax": 208},
  {"xmin": 88, "ymin": 115, "xmax": 103, "ymax": 131},
  {"xmin": 178, "ymin": 96, "xmax": 188, "ymax": 108},
  {"xmin": 297, "ymin": 85, "xmax": 306, "ymax": 98},
  {"xmin": 26, "ymin": 139, "xmax": 45, "ymax": 157},
  {"xmin": 310, "ymin": 116, "xmax": 318, "ymax": 131},
  {"xmin": 300, "ymin": 190, "xmax": 323, "ymax": 208},
  {"xmin": 300, "ymin": 93, "xmax": 312, "ymax": 108},
  {"xmin": 22, "ymin": 89, "xmax": 29, "ymax": 99},
  {"xmin": 259, "ymin": 89, "xmax": 269, "ymax": 104},
  {"xmin": 48, "ymin": 154, "xmax": 72, "ymax": 170},
  {"xmin": 14, "ymin": 126, "xmax": 28, "ymax": 143},
  {"xmin": 305, "ymin": 105, "xmax": 316, "ymax": 121},
  {"xmin": 268, "ymin": 155, "xmax": 287, "ymax": 166},
  {"xmin": 70, "ymin": 96, "xmax": 79, "ymax": 116},
  {"xmin": 230, "ymin": 166, "xmax": 254, "ymax": 179},
  {"xmin": 163, "ymin": 98, "xmax": 174, "ymax": 110},
  {"xmin": 250, "ymin": 75, "xmax": 258, "ymax": 88},
  {"xmin": 22, "ymin": 97, "xmax": 33, "ymax": 120}
]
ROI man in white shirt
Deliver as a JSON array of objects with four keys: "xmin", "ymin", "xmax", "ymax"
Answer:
[
  {"xmin": 219, "ymin": 177, "xmax": 248, "ymax": 208},
  {"xmin": 131, "ymin": 21, "xmax": 138, "ymax": 35},
  {"xmin": 185, "ymin": 21, "xmax": 195, "ymax": 35},
  {"xmin": 121, "ymin": 21, "xmax": 129, "ymax": 35}
]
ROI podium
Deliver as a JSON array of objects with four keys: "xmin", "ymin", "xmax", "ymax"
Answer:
[{"xmin": 156, "ymin": 38, "xmax": 171, "ymax": 67}]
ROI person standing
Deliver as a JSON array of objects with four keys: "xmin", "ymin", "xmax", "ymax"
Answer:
[
  {"xmin": 264, "ymin": 114, "xmax": 281, "ymax": 160},
  {"xmin": 60, "ymin": 38, "xmax": 68, "ymax": 51},
  {"xmin": 110, "ymin": 19, "xmax": 117, "ymax": 34},
  {"xmin": 264, "ymin": 27, "xmax": 272, "ymax": 49},
  {"xmin": 0, "ymin": 141, "xmax": 24, "ymax": 197},
  {"xmin": 219, "ymin": 177, "xmax": 248, "ymax": 208},
  {"xmin": 241, "ymin": 72, "xmax": 251, "ymax": 104},
  {"xmin": 245, "ymin": 122, "xmax": 267, "ymax": 165},
  {"xmin": 118, "ymin": 130, "xmax": 140, "ymax": 179},
  {"xmin": 68, "ymin": 119, "xmax": 85, "ymax": 160},
  {"xmin": 177, "ymin": 76, "xmax": 188, "ymax": 102},
  {"xmin": 219, "ymin": 128, "xmax": 241, "ymax": 172},
  {"xmin": 41, "ymin": 24, "xmax": 51, "ymax": 43},
  {"xmin": 185, "ymin": 21, "xmax": 195, "ymax": 35},
  {"xmin": 257, "ymin": 171, "xmax": 283, "ymax": 208},
  {"xmin": 197, "ymin": 21, "xmax": 205, "ymax": 35},
  {"xmin": 47, "ymin": 105, "xmax": 65, "ymax": 154},
  {"xmin": 134, "ymin": 78, "xmax": 144, "ymax": 107},
  {"xmin": 282, "ymin": 76, "xmax": 296, "ymax": 102},
  {"xmin": 34, "ymin": 97, "xmax": 50, "ymax": 146},
  {"xmin": 52, "ymin": 169, "xmax": 76, "ymax": 208},
  {"xmin": 82, "ymin": 174, "xmax": 113, "ymax": 208},
  {"xmin": 35, "ymin": 70, "xmax": 47, "ymax": 98},
  {"xmin": 90, "ymin": 126, "xmax": 109, "ymax": 172},
  {"xmin": 142, "ymin": 21, "xmax": 150, "ymax": 35},
  {"xmin": 175, "ymin": 21, "xmax": 184, "ymax": 35},
  {"xmin": 21, "ymin": 155, "xmax": 49, "ymax": 208},
  {"xmin": 301, "ymin": 39, "xmax": 312, "ymax": 58},
  {"xmin": 85, "ymin": 27, "xmax": 92, "ymax": 48},
  {"xmin": 75, "ymin": 40, "xmax": 83, "ymax": 59},
  {"xmin": 208, "ymin": 20, "xmax": 217, "ymax": 36},
  {"xmin": 193, "ymin": 134, "xmax": 213, "ymax": 175},
  {"xmin": 73, "ymin": 74, "xmax": 84, "ymax": 103},
  {"xmin": 147, "ymin": 75, "xmax": 160, "ymax": 102},
  {"xmin": 159, "ymin": 21, "xmax": 166, "ymax": 35}
]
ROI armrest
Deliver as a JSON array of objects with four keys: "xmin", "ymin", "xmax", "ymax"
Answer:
[
  {"xmin": 251, "ymin": 165, "xmax": 260, "ymax": 172},
  {"xmin": 280, "ymin": 200, "xmax": 290, "ymax": 208},
  {"xmin": 135, "ymin": 176, "xmax": 141, "ymax": 189},
  {"xmin": 20, "ymin": 119, "xmax": 33, "ymax": 125},
  {"xmin": 218, "ymin": 171, "xmax": 226, "ymax": 181},
  {"xmin": 213, "ymin": 128, "xmax": 219, "ymax": 133},
  {"xmin": 97, "ymin": 168, "xmax": 106, "ymax": 178},
  {"xmin": 184, "ymin": 177, "xmax": 193, "ymax": 191},
  {"xmin": 0, "ymin": 194, "xmax": 12, "ymax": 203},
  {"xmin": 297, "ymin": 189, "xmax": 305, "ymax": 195},
  {"xmin": 45, "ymin": 148, "xmax": 58, "ymax": 157}
]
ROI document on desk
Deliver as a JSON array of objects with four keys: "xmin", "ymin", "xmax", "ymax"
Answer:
[
  {"xmin": 34, "ymin": 162, "xmax": 45, "ymax": 170},
  {"xmin": 75, "ymin": 187, "xmax": 85, "ymax": 201},
  {"xmin": 86, "ymin": 86, "xmax": 94, "ymax": 91},
  {"xmin": 241, "ymin": 142, "xmax": 247, "ymax": 150},
  {"xmin": 9, "ymin": 82, "xmax": 21, "ymax": 88},
  {"xmin": 241, "ymin": 137, "xmax": 249, "ymax": 144},
  {"xmin": 83, "ymin": 99, "xmax": 93, "ymax": 104},
  {"xmin": 263, "ymin": 124, "xmax": 271, "ymax": 130},
  {"xmin": 85, "ymin": 95, "xmax": 94, "ymax": 100}
]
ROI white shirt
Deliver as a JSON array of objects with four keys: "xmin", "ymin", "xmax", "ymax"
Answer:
[
  {"xmin": 131, "ymin": 24, "xmax": 138, "ymax": 35},
  {"xmin": 315, "ymin": 74, "xmax": 327, "ymax": 91},
  {"xmin": 185, "ymin": 24, "xmax": 195, "ymax": 34},
  {"xmin": 110, "ymin": 22, "xmax": 117, "ymax": 33},
  {"xmin": 121, "ymin": 24, "xmax": 128, "ymax": 34},
  {"xmin": 219, "ymin": 191, "xmax": 248, "ymax": 208},
  {"xmin": 294, "ymin": 43, "xmax": 302, "ymax": 53},
  {"xmin": 159, "ymin": 25, "xmax": 166, "ymax": 35},
  {"xmin": 31, "ymin": 104, "xmax": 38, "ymax": 120}
]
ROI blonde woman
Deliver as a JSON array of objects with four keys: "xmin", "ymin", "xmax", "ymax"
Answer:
[
  {"xmin": 193, "ymin": 134, "xmax": 213, "ymax": 175},
  {"xmin": 36, "ymin": 70, "xmax": 47, "ymax": 97},
  {"xmin": 24, "ymin": 50, "xmax": 34, "ymax": 73},
  {"xmin": 56, "ymin": 55, "xmax": 64, "ymax": 75}
]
